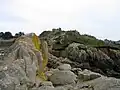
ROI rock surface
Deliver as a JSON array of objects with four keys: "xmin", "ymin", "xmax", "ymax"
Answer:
[
  {"xmin": 40, "ymin": 29, "xmax": 120, "ymax": 78},
  {"xmin": 78, "ymin": 69, "xmax": 101, "ymax": 81},
  {"xmin": 75, "ymin": 76, "xmax": 120, "ymax": 90},
  {"xmin": 1, "ymin": 30, "xmax": 120, "ymax": 90},
  {"xmin": 58, "ymin": 64, "xmax": 71, "ymax": 71},
  {"xmin": 49, "ymin": 70, "xmax": 77, "ymax": 85},
  {"xmin": 0, "ymin": 36, "xmax": 39, "ymax": 90}
]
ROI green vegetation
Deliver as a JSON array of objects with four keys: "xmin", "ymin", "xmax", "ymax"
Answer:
[{"xmin": 78, "ymin": 34, "xmax": 105, "ymax": 46}]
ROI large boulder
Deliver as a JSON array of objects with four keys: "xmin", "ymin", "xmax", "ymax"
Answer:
[{"xmin": 49, "ymin": 70, "xmax": 77, "ymax": 85}]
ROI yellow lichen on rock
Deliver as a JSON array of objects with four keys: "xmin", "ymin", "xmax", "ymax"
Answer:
[
  {"xmin": 31, "ymin": 33, "xmax": 48, "ymax": 81},
  {"xmin": 32, "ymin": 33, "xmax": 41, "ymax": 51}
]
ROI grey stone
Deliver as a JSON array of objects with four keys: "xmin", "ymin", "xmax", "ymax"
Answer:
[
  {"xmin": 37, "ymin": 86, "xmax": 55, "ymax": 90},
  {"xmin": 58, "ymin": 64, "xmax": 71, "ymax": 71},
  {"xmin": 49, "ymin": 70, "xmax": 77, "ymax": 85},
  {"xmin": 55, "ymin": 86, "xmax": 66, "ymax": 90},
  {"xmin": 40, "ymin": 81, "xmax": 54, "ymax": 87},
  {"xmin": 78, "ymin": 69, "xmax": 101, "ymax": 81}
]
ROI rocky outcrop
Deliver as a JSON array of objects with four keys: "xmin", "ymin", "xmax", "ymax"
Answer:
[
  {"xmin": 0, "ymin": 36, "xmax": 43, "ymax": 90},
  {"xmin": 65, "ymin": 43, "xmax": 120, "ymax": 77},
  {"xmin": 1, "ymin": 30, "xmax": 120, "ymax": 90},
  {"xmin": 1, "ymin": 40, "xmax": 120, "ymax": 90},
  {"xmin": 39, "ymin": 29, "xmax": 120, "ymax": 78}
]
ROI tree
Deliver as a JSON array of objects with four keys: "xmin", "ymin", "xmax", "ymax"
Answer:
[
  {"xmin": 0, "ymin": 32, "xmax": 4, "ymax": 38},
  {"xmin": 15, "ymin": 32, "xmax": 25, "ymax": 38},
  {"xmin": 3, "ymin": 32, "xmax": 13, "ymax": 39}
]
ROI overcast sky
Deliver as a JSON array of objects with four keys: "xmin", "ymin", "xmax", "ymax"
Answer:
[{"xmin": 0, "ymin": 0, "xmax": 120, "ymax": 40}]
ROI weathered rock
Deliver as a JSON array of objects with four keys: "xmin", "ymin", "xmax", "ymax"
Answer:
[
  {"xmin": 78, "ymin": 69, "xmax": 101, "ymax": 81},
  {"xmin": 40, "ymin": 29, "xmax": 81, "ymax": 51},
  {"xmin": 65, "ymin": 42, "xmax": 120, "ymax": 78},
  {"xmin": 74, "ymin": 82, "xmax": 93, "ymax": 90},
  {"xmin": 71, "ymin": 68, "xmax": 82, "ymax": 75},
  {"xmin": 50, "ymin": 68, "xmax": 60, "ymax": 73},
  {"xmin": 1, "ymin": 30, "xmax": 120, "ymax": 90},
  {"xmin": 40, "ymin": 81, "xmax": 54, "ymax": 87},
  {"xmin": 48, "ymin": 54, "xmax": 62, "ymax": 69},
  {"xmin": 0, "ymin": 39, "xmax": 15, "ymax": 48},
  {"xmin": 35, "ymin": 86, "xmax": 55, "ymax": 90},
  {"xmin": 75, "ymin": 76, "xmax": 120, "ymax": 90},
  {"xmin": 49, "ymin": 70, "xmax": 77, "ymax": 85},
  {"xmin": 0, "ymin": 36, "xmax": 44, "ymax": 90},
  {"xmin": 58, "ymin": 64, "xmax": 71, "ymax": 71},
  {"xmin": 40, "ymin": 29, "xmax": 120, "ymax": 78},
  {"xmin": 59, "ymin": 85, "xmax": 74, "ymax": 90},
  {"xmin": 0, "ymin": 59, "xmax": 32, "ymax": 90},
  {"xmin": 5, "ymin": 36, "xmax": 38, "ymax": 84},
  {"xmin": 55, "ymin": 86, "xmax": 66, "ymax": 90}
]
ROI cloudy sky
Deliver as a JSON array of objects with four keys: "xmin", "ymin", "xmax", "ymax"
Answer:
[{"xmin": 0, "ymin": 0, "xmax": 120, "ymax": 40}]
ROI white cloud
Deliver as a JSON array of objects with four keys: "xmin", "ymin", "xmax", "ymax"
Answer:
[
  {"xmin": 10, "ymin": 0, "xmax": 119, "ymax": 25},
  {"xmin": 0, "ymin": 0, "xmax": 120, "ymax": 40}
]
